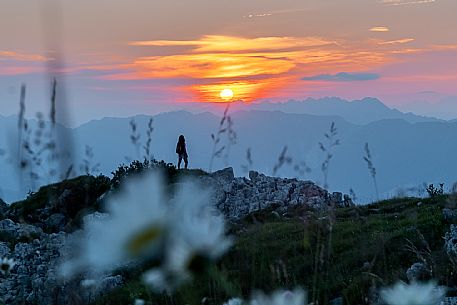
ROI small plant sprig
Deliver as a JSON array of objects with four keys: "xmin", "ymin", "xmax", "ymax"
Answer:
[
  {"xmin": 14, "ymin": 79, "xmax": 69, "ymax": 192},
  {"xmin": 17, "ymin": 84, "xmax": 26, "ymax": 168},
  {"xmin": 129, "ymin": 119, "xmax": 141, "ymax": 159},
  {"xmin": 293, "ymin": 160, "xmax": 312, "ymax": 178},
  {"xmin": 223, "ymin": 114, "xmax": 237, "ymax": 166},
  {"xmin": 79, "ymin": 145, "xmax": 100, "ymax": 175},
  {"xmin": 319, "ymin": 122, "xmax": 340, "ymax": 189},
  {"xmin": 426, "ymin": 183, "xmax": 444, "ymax": 198},
  {"xmin": 241, "ymin": 147, "xmax": 253, "ymax": 173},
  {"xmin": 272, "ymin": 146, "xmax": 293, "ymax": 176},
  {"xmin": 209, "ymin": 105, "xmax": 236, "ymax": 172},
  {"xmin": 363, "ymin": 142, "xmax": 379, "ymax": 201},
  {"xmin": 143, "ymin": 118, "xmax": 154, "ymax": 160},
  {"xmin": 127, "ymin": 118, "xmax": 154, "ymax": 162},
  {"xmin": 349, "ymin": 188, "xmax": 357, "ymax": 202}
]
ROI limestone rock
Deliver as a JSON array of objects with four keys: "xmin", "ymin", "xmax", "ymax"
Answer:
[
  {"xmin": 406, "ymin": 262, "xmax": 431, "ymax": 282},
  {"xmin": 0, "ymin": 219, "xmax": 43, "ymax": 242},
  {"xmin": 0, "ymin": 241, "xmax": 10, "ymax": 257},
  {"xmin": 445, "ymin": 225, "xmax": 457, "ymax": 265},
  {"xmin": 0, "ymin": 197, "xmax": 7, "ymax": 218},
  {"xmin": 443, "ymin": 208, "xmax": 457, "ymax": 222},
  {"xmin": 442, "ymin": 297, "xmax": 457, "ymax": 305},
  {"xmin": 208, "ymin": 169, "xmax": 354, "ymax": 220},
  {"xmin": 46, "ymin": 213, "xmax": 66, "ymax": 232}
]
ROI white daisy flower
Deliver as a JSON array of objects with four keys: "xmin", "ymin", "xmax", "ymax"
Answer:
[
  {"xmin": 168, "ymin": 180, "xmax": 232, "ymax": 262},
  {"xmin": 250, "ymin": 289, "xmax": 306, "ymax": 305},
  {"xmin": 142, "ymin": 267, "xmax": 190, "ymax": 293},
  {"xmin": 80, "ymin": 278, "xmax": 97, "ymax": 288},
  {"xmin": 134, "ymin": 298, "xmax": 145, "ymax": 305},
  {"xmin": 143, "ymin": 180, "xmax": 232, "ymax": 292},
  {"xmin": 380, "ymin": 281, "xmax": 445, "ymax": 305},
  {"xmin": 60, "ymin": 172, "xmax": 168, "ymax": 278},
  {"xmin": 0, "ymin": 257, "xmax": 16, "ymax": 276},
  {"xmin": 223, "ymin": 297, "xmax": 243, "ymax": 305}
]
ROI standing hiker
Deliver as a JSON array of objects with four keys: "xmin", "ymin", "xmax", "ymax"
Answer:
[{"xmin": 176, "ymin": 135, "xmax": 188, "ymax": 169}]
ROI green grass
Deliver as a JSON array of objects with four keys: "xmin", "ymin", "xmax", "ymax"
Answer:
[
  {"xmin": 3, "ymin": 164, "xmax": 456, "ymax": 305},
  {"xmin": 7, "ymin": 175, "xmax": 110, "ymax": 232},
  {"xmin": 91, "ymin": 195, "xmax": 457, "ymax": 305}
]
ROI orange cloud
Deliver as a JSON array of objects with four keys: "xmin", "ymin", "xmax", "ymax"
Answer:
[
  {"xmin": 0, "ymin": 51, "xmax": 47, "ymax": 62},
  {"xmin": 378, "ymin": 38, "xmax": 415, "ymax": 45},
  {"xmin": 0, "ymin": 50, "xmax": 48, "ymax": 75},
  {"xmin": 0, "ymin": 66, "xmax": 42, "ymax": 75},
  {"xmin": 188, "ymin": 78, "xmax": 290, "ymax": 103},
  {"xmin": 370, "ymin": 26, "xmax": 390, "ymax": 32},
  {"xmin": 128, "ymin": 35, "xmax": 337, "ymax": 53},
  {"xmin": 131, "ymin": 53, "xmax": 294, "ymax": 79},
  {"xmin": 106, "ymin": 35, "xmax": 414, "ymax": 102}
]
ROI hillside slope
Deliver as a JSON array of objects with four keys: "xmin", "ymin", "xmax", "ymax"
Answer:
[{"xmin": 1, "ymin": 165, "xmax": 457, "ymax": 304}]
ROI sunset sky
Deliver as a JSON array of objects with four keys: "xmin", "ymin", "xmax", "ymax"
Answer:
[{"xmin": 1, "ymin": 0, "xmax": 457, "ymax": 124}]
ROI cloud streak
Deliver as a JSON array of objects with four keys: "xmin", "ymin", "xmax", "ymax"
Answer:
[
  {"xmin": 379, "ymin": 38, "xmax": 415, "ymax": 45},
  {"xmin": 242, "ymin": 8, "xmax": 309, "ymax": 19},
  {"xmin": 370, "ymin": 27, "xmax": 390, "ymax": 32},
  {"xmin": 0, "ymin": 51, "xmax": 47, "ymax": 62},
  {"xmin": 302, "ymin": 72, "xmax": 380, "ymax": 82},
  {"xmin": 0, "ymin": 51, "xmax": 49, "ymax": 75},
  {"xmin": 381, "ymin": 0, "xmax": 437, "ymax": 6},
  {"xmin": 129, "ymin": 35, "xmax": 337, "ymax": 53}
]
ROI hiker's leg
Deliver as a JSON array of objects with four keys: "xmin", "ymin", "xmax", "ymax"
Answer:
[
  {"xmin": 184, "ymin": 154, "xmax": 188, "ymax": 169},
  {"xmin": 178, "ymin": 155, "xmax": 182, "ymax": 169}
]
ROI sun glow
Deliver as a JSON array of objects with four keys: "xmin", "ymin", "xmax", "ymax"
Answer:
[
  {"xmin": 220, "ymin": 88, "xmax": 234, "ymax": 101},
  {"xmin": 115, "ymin": 35, "xmax": 407, "ymax": 102}
]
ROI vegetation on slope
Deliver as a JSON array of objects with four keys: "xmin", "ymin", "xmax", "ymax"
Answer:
[
  {"xmin": 93, "ymin": 194, "xmax": 456, "ymax": 305},
  {"xmin": 2, "ymin": 161, "xmax": 455, "ymax": 305}
]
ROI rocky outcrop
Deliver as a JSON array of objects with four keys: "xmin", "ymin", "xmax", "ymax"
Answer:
[
  {"xmin": 445, "ymin": 224, "xmax": 457, "ymax": 266},
  {"xmin": 0, "ymin": 198, "xmax": 7, "ymax": 219},
  {"xmin": 0, "ymin": 220, "xmax": 65, "ymax": 304},
  {"xmin": 442, "ymin": 297, "xmax": 457, "ymax": 305},
  {"xmin": 406, "ymin": 262, "xmax": 431, "ymax": 282},
  {"xmin": 0, "ymin": 168, "xmax": 352, "ymax": 304},
  {"xmin": 443, "ymin": 208, "xmax": 457, "ymax": 222},
  {"xmin": 0, "ymin": 218, "xmax": 122, "ymax": 305},
  {"xmin": 201, "ymin": 167, "xmax": 353, "ymax": 220},
  {"xmin": 5, "ymin": 175, "xmax": 110, "ymax": 234}
]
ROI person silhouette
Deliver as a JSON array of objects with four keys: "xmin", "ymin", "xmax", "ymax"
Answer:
[{"xmin": 176, "ymin": 135, "xmax": 188, "ymax": 169}]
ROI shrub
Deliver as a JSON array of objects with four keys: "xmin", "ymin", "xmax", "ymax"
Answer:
[{"xmin": 426, "ymin": 183, "xmax": 444, "ymax": 198}]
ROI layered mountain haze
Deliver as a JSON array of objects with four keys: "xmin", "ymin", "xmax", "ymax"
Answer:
[
  {"xmin": 1, "ymin": 97, "xmax": 457, "ymax": 203},
  {"xmin": 248, "ymin": 97, "xmax": 442, "ymax": 124}
]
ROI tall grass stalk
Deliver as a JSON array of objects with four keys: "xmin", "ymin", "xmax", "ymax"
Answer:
[
  {"xmin": 272, "ymin": 146, "xmax": 292, "ymax": 176},
  {"xmin": 209, "ymin": 105, "xmax": 236, "ymax": 172},
  {"xmin": 319, "ymin": 122, "xmax": 340, "ymax": 189},
  {"xmin": 363, "ymin": 142, "xmax": 379, "ymax": 201}
]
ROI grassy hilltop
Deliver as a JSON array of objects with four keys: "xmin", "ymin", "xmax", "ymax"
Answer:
[
  {"xmin": 96, "ymin": 195, "xmax": 453, "ymax": 305},
  {"xmin": 1, "ymin": 161, "xmax": 456, "ymax": 305}
]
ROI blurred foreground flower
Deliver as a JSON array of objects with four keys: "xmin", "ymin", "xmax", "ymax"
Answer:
[
  {"xmin": 134, "ymin": 299, "xmax": 145, "ymax": 305},
  {"xmin": 144, "ymin": 180, "xmax": 232, "ymax": 292},
  {"xmin": 380, "ymin": 281, "xmax": 445, "ymax": 305},
  {"xmin": 60, "ymin": 172, "xmax": 168, "ymax": 277},
  {"xmin": 223, "ymin": 297, "xmax": 243, "ymax": 305},
  {"xmin": 0, "ymin": 257, "xmax": 16, "ymax": 276},
  {"xmin": 222, "ymin": 289, "xmax": 306, "ymax": 305},
  {"xmin": 250, "ymin": 289, "xmax": 306, "ymax": 305},
  {"xmin": 60, "ymin": 170, "xmax": 232, "ymax": 293}
]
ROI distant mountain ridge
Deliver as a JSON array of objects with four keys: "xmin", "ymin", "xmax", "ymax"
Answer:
[
  {"xmin": 247, "ymin": 97, "xmax": 442, "ymax": 125},
  {"xmin": 1, "ymin": 98, "xmax": 456, "ymax": 203}
]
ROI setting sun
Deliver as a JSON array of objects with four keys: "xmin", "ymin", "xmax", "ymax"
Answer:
[{"xmin": 220, "ymin": 88, "xmax": 234, "ymax": 101}]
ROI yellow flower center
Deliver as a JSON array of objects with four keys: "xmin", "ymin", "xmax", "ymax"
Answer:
[{"xmin": 126, "ymin": 226, "xmax": 162, "ymax": 256}]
